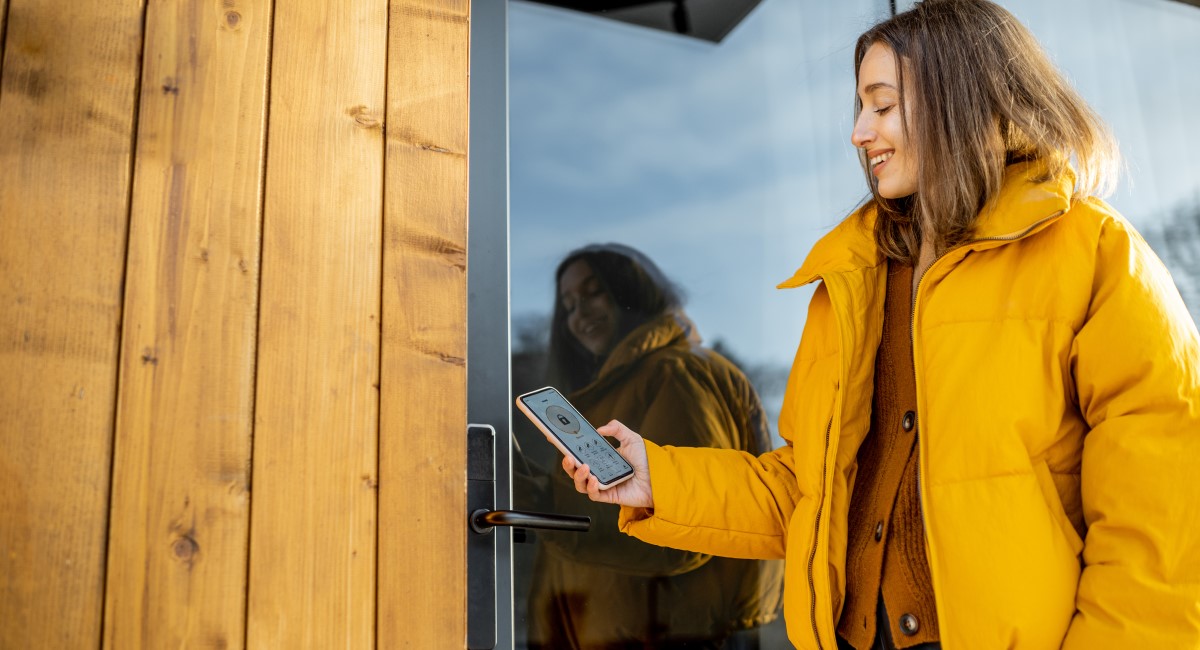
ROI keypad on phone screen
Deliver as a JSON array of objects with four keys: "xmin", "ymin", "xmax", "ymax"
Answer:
[{"xmin": 575, "ymin": 438, "xmax": 622, "ymax": 481}]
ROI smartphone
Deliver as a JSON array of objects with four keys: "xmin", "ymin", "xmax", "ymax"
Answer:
[{"xmin": 516, "ymin": 386, "xmax": 635, "ymax": 489}]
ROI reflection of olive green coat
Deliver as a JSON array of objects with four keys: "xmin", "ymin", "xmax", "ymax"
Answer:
[
  {"xmin": 528, "ymin": 311, "xmax": 785, "ymax": 646},
  {"xmin": 620, "ymin": 164, "xmax": 1200, "ymax": 649}
]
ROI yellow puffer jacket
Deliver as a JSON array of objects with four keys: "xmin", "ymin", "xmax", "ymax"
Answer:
[{"xmin": 619, "ymin": 163, "xmax": 1200, "ymax": 649}]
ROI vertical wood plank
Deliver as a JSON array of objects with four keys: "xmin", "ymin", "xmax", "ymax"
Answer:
[
  {"xmin": 246, "ymin": 0, "xmax": 386, "ymax": 645},
  {"xmin": 102, "ymin": 0, "xmax": 271, "ymax": 647},
  {"xmin": 379, "ymin": 0, "xmax": 470, "ymax": 646},
  {"xmin": 0, "ymin": 1, "xmax": 144, "ymax": 647}
]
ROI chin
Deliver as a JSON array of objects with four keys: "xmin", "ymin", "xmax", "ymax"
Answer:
[
  {"xmin": 877, "ymin": 185, "xmax": 917, "ymax": 200},
  {"xmin": 582, "ymin": 340, "xmax": 610, "ymax": 357},
  {"xmin": 873, "ymin": 172, "xmax": 918, "ymax": 200}
]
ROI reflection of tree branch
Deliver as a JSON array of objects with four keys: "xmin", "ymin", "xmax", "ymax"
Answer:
[
  {"xmin": 711, "ymin": 338, "xmax": 790, "ymax": 447},
  {"xmin": 511, "ymin": 312, "xmax": 558, "ymax": 480},
  {"xmin": 711, "ymin": 338, "xmax": 790, "ymax": 397},
  {"xmin": 513, "ymin": 312, "xmax": 552, "ymax": 356},
  {"xmin": 1142, "ymin": 194, "xmax": 1200, "ymax": 327}
]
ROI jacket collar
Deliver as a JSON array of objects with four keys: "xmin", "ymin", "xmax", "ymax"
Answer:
[
  {"xmin": 777, "ymin": 161, "xmax": 1075, "ymax": 289},
  {"xmin": 573, "ymin": 310, "xmax": 700, "ymax": 398},
  {"xmin": 600, "ymin": 309, "xmax": 699, "ymax": 376}
]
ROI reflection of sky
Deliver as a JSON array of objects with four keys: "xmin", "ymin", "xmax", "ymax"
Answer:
[{"xmin": 510, "ymin": 0, "xmax": 1200, "ymax": 367}]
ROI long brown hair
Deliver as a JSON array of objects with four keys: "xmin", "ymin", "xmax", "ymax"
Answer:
[{"xmin": 855, "ymin": 0, "xmax": 1119, "ymax": 262}]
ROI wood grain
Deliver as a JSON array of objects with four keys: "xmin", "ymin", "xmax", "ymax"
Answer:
[
  {"xmin": 245, "ymin": 0, "xmax": 387, "ymax": 645},
  {"xmin": 101, "ymin": 0, "xmax": 271, "ymax": 647},
  {"xmin": 379, "ymin": 0, "xmax": 471, "ymax": 646},
  {"xmin": 0, "ymin": 1, "xmax": 143, "ymax": 647}
]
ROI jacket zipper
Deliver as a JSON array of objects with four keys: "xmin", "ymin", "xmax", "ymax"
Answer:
[
  {"xmin": 911, "ymin": 265, "xmax": 929, "ymax": 525},
  {"xmin": 807, "ymin": 416, "xmax": 834, "ymax": 650}
]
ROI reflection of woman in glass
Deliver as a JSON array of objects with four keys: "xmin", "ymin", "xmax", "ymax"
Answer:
[
  {"xmin": 559, "ymin": 2, "xmax": 1200, "ymax": 649},
  {"xmin": 527, "ymin": 242, "xmax": 784, "ymax": 649}
]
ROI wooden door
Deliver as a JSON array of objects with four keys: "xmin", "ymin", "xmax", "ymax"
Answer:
[{"xmin": 0, "ymin": 0, "xmax": 471, "ymax": 646}]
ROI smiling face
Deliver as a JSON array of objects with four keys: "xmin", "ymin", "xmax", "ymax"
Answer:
[
  {"xmin": 852, "ymin": 42, "xmax": 919, "ymax": 200},
  {"xmin": 558, "ymin": 259, "xmax": 620, "ymax": 357}
]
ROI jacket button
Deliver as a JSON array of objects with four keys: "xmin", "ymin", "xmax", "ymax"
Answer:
[
  {"xmin": 874, "ymin": 521, "xmax": 883, "ymax": 542},
  {"xmin": 901, "ymin": 411, "xmax": 916, "ymax": 432},
  {"xmin": 899, "ymin": 613, "xmax": 919, "ymax": 636}
]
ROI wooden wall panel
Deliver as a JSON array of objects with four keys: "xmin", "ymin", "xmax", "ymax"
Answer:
[
  {"xmin": 245, "ymin": 0, "xmax": 386, "ymax": 646},
  {"xmin": 0, "ymin": 1, "xmax": 144, "ymax": 647},
  {"xmin": 379, "ymin": 0, "xmax": 471, "ymax": 646},
  {"xmin": 102, "ymin": 0, "xmax": 271, "ymax": 647}
]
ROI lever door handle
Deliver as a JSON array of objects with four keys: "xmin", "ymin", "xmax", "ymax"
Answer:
[{"xmin": 470, "ymin": 508, "xmax": 590, "ymax": 534}]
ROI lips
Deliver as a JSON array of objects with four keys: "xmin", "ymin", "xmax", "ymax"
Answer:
[
  {"xmin": 868, "ymin": 150, "xmax": 894, "ymax": 174},
  {"xmin": 577, "ymin": 320, "xmax": 608, "ymax": 339}
]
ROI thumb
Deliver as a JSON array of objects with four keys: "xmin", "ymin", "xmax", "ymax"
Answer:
[
  {"xmin": 600, "ymin": 420, "xmax": 647, "ymax": 457},
  {"xmin": 598, "ymin": 419, "xmax": 634, "ymax": 443}
]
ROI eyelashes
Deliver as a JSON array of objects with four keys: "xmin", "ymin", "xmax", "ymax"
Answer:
[{"xmin": 562, "ymin": 286, "xmax": 606, "ymax": 315}]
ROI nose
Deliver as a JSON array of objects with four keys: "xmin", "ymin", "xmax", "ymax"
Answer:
[
  {"xmin": 851, "ymin": 111, "xmax": 874, "ymax": 149},
  {"xmin": 575, "ymin": 297, "xmax": 597, "ymax": 320}
]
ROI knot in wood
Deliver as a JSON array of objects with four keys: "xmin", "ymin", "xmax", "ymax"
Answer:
[
  {"xmin": 172, "ymin": 535, "xmax": 199, "ymax": 562},
  {"xmin": 347, "ymin": 105, "xmax": 382, "ymax": 129}
]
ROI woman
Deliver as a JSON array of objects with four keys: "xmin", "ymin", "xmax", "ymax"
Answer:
[
  {"xmin": 524, "ymin": 243, "xmax": 785, "ymax": 649},
  {"xmin": 559, "ymin": 2, "xmax": 1200, "ymax": 649}
]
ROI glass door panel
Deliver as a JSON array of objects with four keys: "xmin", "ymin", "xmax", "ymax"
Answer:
[
  {"xmin": 501, "ymin": 1, "xmax": 1200, "ymax": 648},
  {"xmin": 508, "ymin": 2, "xmax": 889, "ymax": 647}
]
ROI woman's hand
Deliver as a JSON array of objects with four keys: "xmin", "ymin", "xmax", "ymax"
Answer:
[{"xmin": 562, "ymin": 419, "xmax": 654, "ymax": 509}]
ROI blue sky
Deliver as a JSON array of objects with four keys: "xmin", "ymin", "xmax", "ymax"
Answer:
[{"xmin": 509, "ymin": 0, "xmax": 1200, "ymax": 368}]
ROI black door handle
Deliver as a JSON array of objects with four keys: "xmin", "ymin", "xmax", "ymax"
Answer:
[
  {"xmin": 469, "ymin": 424, "xmax": 590, "ymax": 648},
  {"xmin": 470, "ymin": 508, "xmax": 590, "ymax": 534}
]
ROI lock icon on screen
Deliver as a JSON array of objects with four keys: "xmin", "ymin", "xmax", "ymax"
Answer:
[{"xmin": 545, "ymin": 405, "xmax": 580, "ymax": 434}]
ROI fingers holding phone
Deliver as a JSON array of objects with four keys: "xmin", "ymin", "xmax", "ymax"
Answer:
[{"xmin": 562, "ymin": 420, "xmax": 654, "ymax": 509}]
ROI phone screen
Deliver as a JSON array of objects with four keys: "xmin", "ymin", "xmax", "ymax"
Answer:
[{"xmin": 518, "ymin": 387, "xmax": 634, "ymax": 485}]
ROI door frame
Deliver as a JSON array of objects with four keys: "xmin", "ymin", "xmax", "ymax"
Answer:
[{"xmin": 468, "ymin": 0, "xmax": 514, "ymax": 647}]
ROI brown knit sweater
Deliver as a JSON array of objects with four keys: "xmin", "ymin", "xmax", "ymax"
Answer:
[{"xmin": 837, "ymin": 262, "xmax": 940, "ymax": 649}]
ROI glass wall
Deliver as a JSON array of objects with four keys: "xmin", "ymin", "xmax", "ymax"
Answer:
[{"xmin": 507, "ymin": 1, "xmax": 1200, "ymax": 648}]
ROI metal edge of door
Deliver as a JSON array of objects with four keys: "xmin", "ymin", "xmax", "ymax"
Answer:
[{"xmin": 468, "ymin": 0, "xmax": 513, "ymax": 648}]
